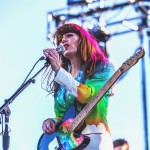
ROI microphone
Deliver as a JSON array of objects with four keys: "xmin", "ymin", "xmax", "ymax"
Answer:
[
  {"xmin": 55, "ymin": 45, "xmax": 65, "ymax": 54},
  {"xmin": 44, "ymin": 45, "xmax": 65, "ymax": 64}
]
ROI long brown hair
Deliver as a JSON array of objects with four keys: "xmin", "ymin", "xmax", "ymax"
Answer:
[{"xmin": 44, "ymin": 23, "xmax": 108, "ymax": 94}]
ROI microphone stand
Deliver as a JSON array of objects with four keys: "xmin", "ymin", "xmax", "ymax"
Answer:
[
  {"xmin": 0, "ymin": 61, "xmax": 50, "ymax": 150},
  {"xmin": 2, "ymin": 106, "xmax": 11, "ymax": 150}
]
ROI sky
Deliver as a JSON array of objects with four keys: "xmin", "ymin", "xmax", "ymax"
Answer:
[{"xmin": 0, "ymin": 0, "xmax": 150, "ymax": 150}]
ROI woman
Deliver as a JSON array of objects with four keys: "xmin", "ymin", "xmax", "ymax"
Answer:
[{"xmin": 42, "ymin": 23, "xmax": 115, "ymax": 150}]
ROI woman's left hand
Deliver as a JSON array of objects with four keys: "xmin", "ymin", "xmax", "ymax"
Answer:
[{"xmin": 43, "ymin": 48, "xmax": 60, "ymax": 72}]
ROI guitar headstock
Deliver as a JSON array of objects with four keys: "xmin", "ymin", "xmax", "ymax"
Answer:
[{"xmin": 120, "ymin": 48, "xmax": 145, "ymax": 73}]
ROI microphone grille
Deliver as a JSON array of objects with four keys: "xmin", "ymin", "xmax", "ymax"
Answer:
[{"xmin": 56, "ymin": 45, "xmax": 65, "ymax": 54}]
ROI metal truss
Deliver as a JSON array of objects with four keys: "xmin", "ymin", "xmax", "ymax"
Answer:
[{"xmin": 46, "ymin": 0, "xmax": 150, "ymax": 42}]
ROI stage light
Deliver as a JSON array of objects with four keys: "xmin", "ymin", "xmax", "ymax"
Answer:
[
  {"xmin": 99, "ymin": 17, "xmax": 106, "ymax": 27},
  {"xmin": 48, "ymin": 13, "xmax": 53, "ymax": 22},
  {"xmin": 99, "ymin": 0, "xmax": 105, "ymax": 8},
  {"xmin": 85, "ymin": 0, "xmax": 94, "ymax": 3},
  {"xmin": 128, "ymin": 0, "xmax": 136, "ymax": 4},
  {"xmin": 59, "ymin": 15, "xmax": 67, "ymax": 21},
  {"xmin": 87, "ymin": 3, "xmax": 92, "ymax": 9},
  {"xmin": 122, "ymin": 20, "xmax": 138, "ymax": 31},
  {"xmin": 87, "ymin": 23, "xmax": 94, "ymax": 29},
  {"xmin": 101, "ymin": 26, "xmax": 110, "ymax": 35}
]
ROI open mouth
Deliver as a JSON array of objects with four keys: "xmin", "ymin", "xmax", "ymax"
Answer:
[{"xmin": 63, "ymin": 44, "xmax": 69, "ymax": 49}]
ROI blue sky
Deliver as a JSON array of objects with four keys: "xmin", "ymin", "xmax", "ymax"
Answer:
[{"xmin": 0, "ymin": 0, "xmax": 150, "ymax": 150}]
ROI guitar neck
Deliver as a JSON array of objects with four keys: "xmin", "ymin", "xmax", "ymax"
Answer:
[{"xmin": 70, "ymin": 69, "xmax": 122, "ymax": 131}]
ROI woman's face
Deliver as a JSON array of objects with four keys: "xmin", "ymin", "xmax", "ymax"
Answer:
[{"xmin": 60, "ymin": 32, "xmax": 80, "ymax": 59}]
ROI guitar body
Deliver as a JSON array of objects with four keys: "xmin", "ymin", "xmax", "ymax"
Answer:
[
  {"xmin": 37, "ymin": 105, "xmax": 77, "ymax": 150},
  {"xmin": 49, "ymin": 118, "xmax": 90, "ymax": 150}
]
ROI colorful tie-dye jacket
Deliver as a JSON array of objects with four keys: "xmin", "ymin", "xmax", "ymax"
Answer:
[{"xmin": 54, "ymin": 61, "xmax": 115, "ymax": 132}]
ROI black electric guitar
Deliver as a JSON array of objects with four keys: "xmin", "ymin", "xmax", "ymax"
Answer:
[{"xmin": 38, "ymin": 49, "xmax": 145, "ymax": 150}]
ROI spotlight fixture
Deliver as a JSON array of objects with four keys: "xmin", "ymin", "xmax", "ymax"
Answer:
[
  {"xmin": 122, "ymin": 20, "xmax": 139, "ymax": 31},
  {"xmin": 88, "ymin": 26, "xmax": 110, "ymax": 42}
]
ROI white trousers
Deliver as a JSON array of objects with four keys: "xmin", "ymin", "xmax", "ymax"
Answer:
[{"xmin": 82, "ymin": 123, "xmax": 113, "ymax": 150}]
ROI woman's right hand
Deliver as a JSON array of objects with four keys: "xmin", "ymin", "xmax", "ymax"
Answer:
[
  {"xmin": 43, "ymin": 48, "xmax": 60, "ymax": 72},
  {"xmin": 42, "ymin": 118, "xmax": 56, "ymax": 134}
]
